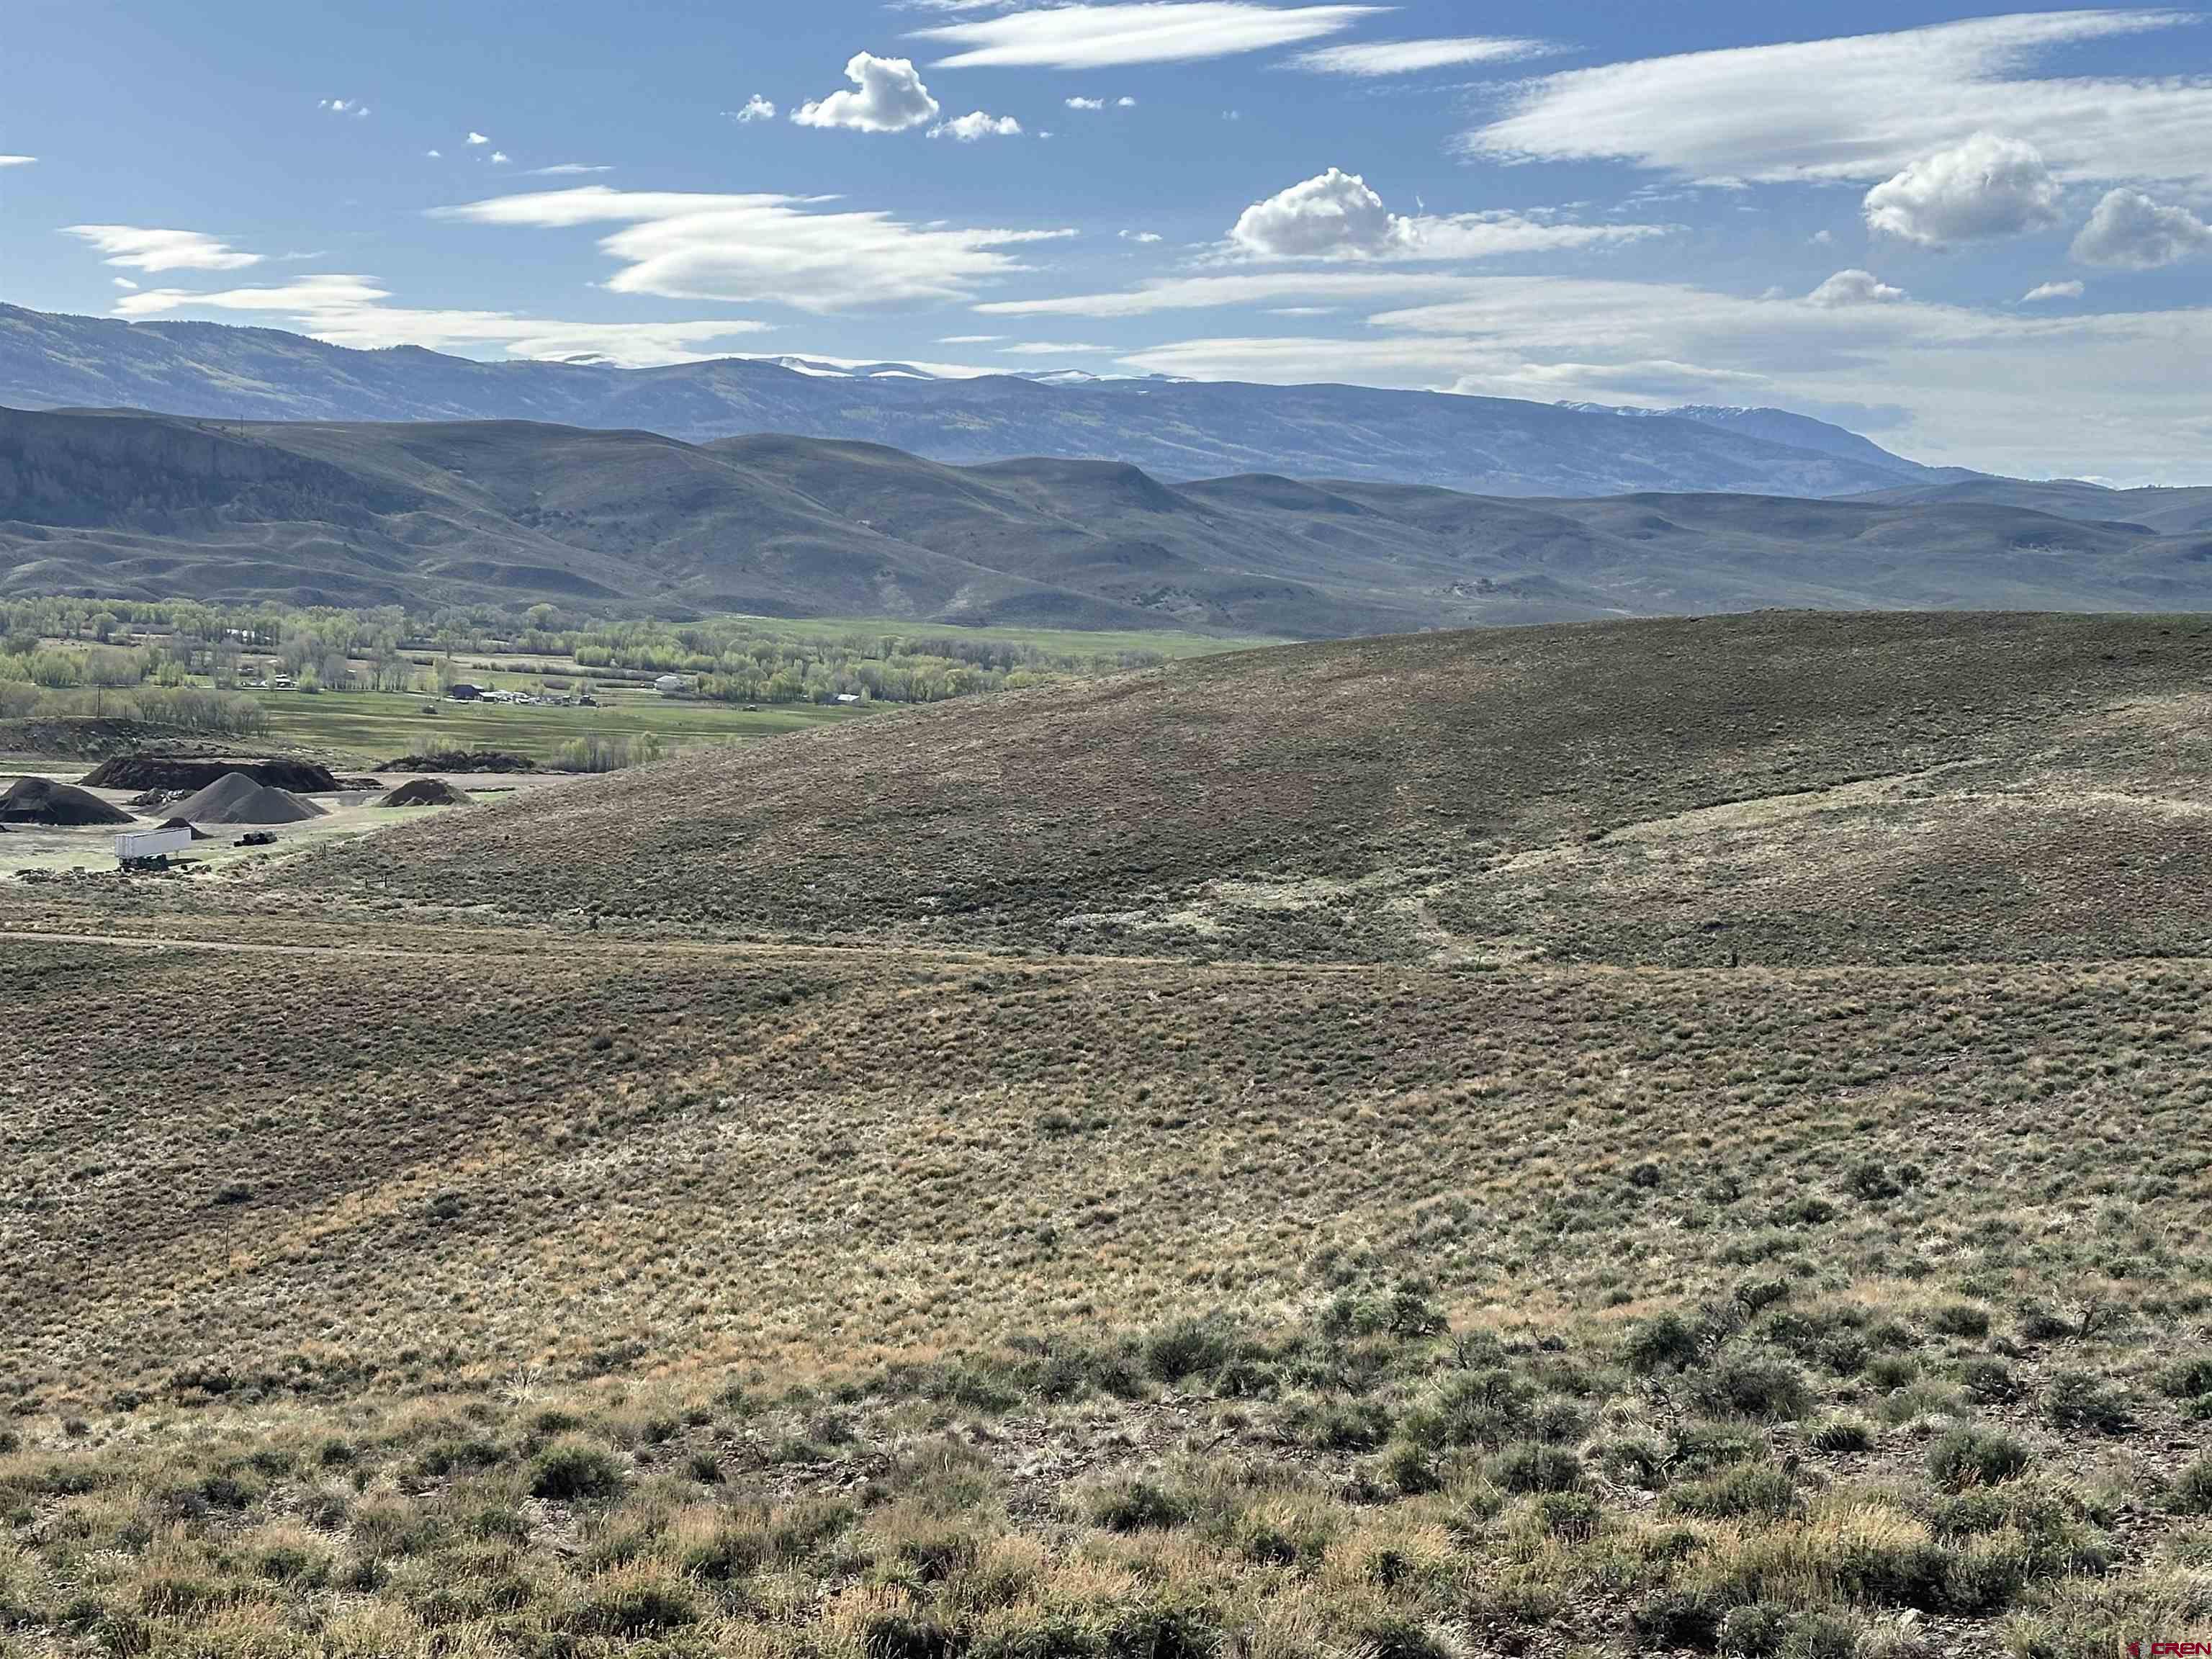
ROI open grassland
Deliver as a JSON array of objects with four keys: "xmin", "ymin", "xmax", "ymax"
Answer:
[
  {"xmin": 3, "ymin": 929, "xmax": 2211, "ymax": 1656},
  {"xmin": 4, "ymin": 612, "xmax": 2212, "ymax": 1657},
  {"xmin": 238, "ymin": 687, "xmax": 869, "ymax": 768},
  {"xmin": 284, "ymin": 612, "xmax": 2212, "ymax": 966}
]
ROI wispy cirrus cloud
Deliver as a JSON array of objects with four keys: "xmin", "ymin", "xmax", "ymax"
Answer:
[
  {"xmin": 62, "ymin": 225, "xmax": 262, "ymax": 271},
  {"xmin": 112, "ymin": 274, "xmax": 771, "ymax": 368},
  {"xmin": 1466, "ymin": 10, "xmax": 2212, "ymax": 184},
  {"xmin": 432, "ymin": 186, "xmax": 1073, "ymax": 312},
  {"xmin": 915, "ymin": 2, "xmax": 1382, "ymax": 68},
  {"xmin": 1111, "ymin": 274, "xmax": 2212, "ymax": 480},
  {"xmin": 976, "ymin": 270, "xmax": 1478, "ymax": 318},
  {"xmin": 1290, "ymin": 36, "xmax": 1550, "ymax": 75},
  {"xmin": 0, "ymin": 156, "xmax": 34, "ymax": 168}
]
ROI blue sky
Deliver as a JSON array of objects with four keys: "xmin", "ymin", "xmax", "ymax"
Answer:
[{"xmin": 3, "ymin": 1, "xmax": 2209, "ymax": 480}]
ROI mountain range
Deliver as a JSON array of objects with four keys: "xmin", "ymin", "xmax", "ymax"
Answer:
[
  {"xmin": 0, "ymin": 300, "xmax": 1960, "ymax": 499},
  {"xmin": 5, "ymin": 403, "xmax": 2208, "ymax": 633}
]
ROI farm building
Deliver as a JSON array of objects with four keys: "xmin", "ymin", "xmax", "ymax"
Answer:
[
  {"xmin": 446, "ymin": 683, "xmax": 485, "ymax": 701},
  {"xmin": 654, "ymin": 675, "xmax": 688, "ymax": 696}
]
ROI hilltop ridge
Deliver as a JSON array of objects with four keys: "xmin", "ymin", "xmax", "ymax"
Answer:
[
  {"xmin": 6, "ymin": 405, "xmax": 2207, "ymax": 630},
  {"xmin": 1, "ymin": 300, "xmax": 1945, "ymax": 496},
  {"xmin": 294, "ymin": 609, "xmax": 2212, "ymax": 966}
]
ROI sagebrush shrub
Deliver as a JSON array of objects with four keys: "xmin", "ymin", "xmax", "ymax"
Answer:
[
  {"xmin": 2172, "ymin": 1457, "xmax": 2212, "ymax": 1516},
  {"xmin": 2046, "ymin": 1370, "xmax": 2133, "ymax": 1435},
  {"xmin": 1490, "ymin": 1441, "xmax": 1584, "ymax": 1494},
  {"xmin": 1806, "ymin": 1416, "xmax": 1874, "ymax": 1454},
  {"xmin": 1663, "ymin": 1463, "xmax": 1799, "ymax": 1520},
  {"xmin": 1928, "ymin": 1426, "xmax": 2033, "ymax": 1491},
  {"xmin": 529, "ymin": 1438, "xmax": 625, "ymax": 1501},
  {"xmin": 1624, "ymin": 1313, "xmax": 1704, "ymax": 1374}
]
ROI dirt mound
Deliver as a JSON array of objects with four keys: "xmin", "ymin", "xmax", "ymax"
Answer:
[
  {"xmin": 157, "ymin": 817, "xmax": 215, "ymax": 841},
  {"xmin": 378, "ymin": 778, "xmax": 472, "ymax": 807},
  {"xmin": 0, "ymin": 775, "xmax": 135, "ymax": 824},
  {"xmin": 378, "ymin": 750, "xmax": 535, "ymax": 773},
  {"xmin": 171, "ymin": 772, "xmax": 327, "ymax": 826},
  {"xmin": 0, "ymin": 717, "xmax": 239, "ymax": 763},
  {"xmin": 299, "ymin": 611, "xmax": 2212, "ymax": 968},
  {"xmin": 81, "ymin": 753, "xmax": 342, "ymax": 793}
]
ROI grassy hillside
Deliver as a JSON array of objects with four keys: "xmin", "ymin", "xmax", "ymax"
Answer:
[
  {"xmin": 294, "ymin": 611, "xmax": 2212, "ymax": 964},
  {"xmin": 1856, "ymin": 476, "xmax": 2212, "ymax": 535},
  {"xmin": 4, "ymin": 611, "xmax": 2210, "ymax": 1658},
  {"xmin": 7, "ymin": 407, "xmax": 2211, "ymax": 631}
]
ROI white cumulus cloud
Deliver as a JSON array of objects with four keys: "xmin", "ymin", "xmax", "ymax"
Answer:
[
  {"xmin": 1807, "ymin": 269, "xmax": 1907, "ymax": 306},
  {"xmin": 792, "ymin": 53, "xmax": 941, "ymax": 132},
  {"xmin": 1862, "ymin": 132, "xmax": 2062, "ymax": 246},
  {"xmin": 432, "ymin": 186, "xmax": 1072, "ymax": 312},
  {"xmin": 2070, "ymin": 187, "xmax": 2212, "ymax": 269},
  {"xmin": 318, "ymin": 97, "xmax": 370, "ymax": 117},
  {"xmin": 1226, "ymin": 167, "xmax": 1664, "ymax": 261},
  {"xmin": 2021, "ymin": 279, "xmax": 2085, "ymax": 301},
  {"xmin": 466, "ymin": 131, "xmax": 490, "ymax": 145},
  {"xmin": 1290, "ymin": 36, "xmax": 1548, "ymax": 75},
  {"xmin": 1066, "ymin": 96, "xmax": 1106, "ymax": 110},
  {"xmin": 932, "ymin": 111, "xmax": 1022, "ymax": 140},
  {"xmin": 915, "ymin": 2, "xmax": 1381, "ymax": 68},
  {"xmin": 63, "ymin": 225, "xmax": 262, "ymax": 272},
  {"xmin": 732, "ymin": 94, "xmax": 778, "ymax": 122}
]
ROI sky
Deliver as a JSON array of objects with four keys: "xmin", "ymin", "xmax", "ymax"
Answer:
[{"xmin": 2, "ymin": 0, "xmax": 2210, "ymax": 482}]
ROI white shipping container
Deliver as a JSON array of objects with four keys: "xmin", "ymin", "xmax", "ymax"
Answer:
[{"xmin": 115, "ymin": 825, "xmax": 193, "ymax": 862}]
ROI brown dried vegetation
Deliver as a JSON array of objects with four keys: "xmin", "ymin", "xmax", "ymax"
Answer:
[{"xmin": 3, "ymin": 612, "xmax": 2210, "ymax": 1656}]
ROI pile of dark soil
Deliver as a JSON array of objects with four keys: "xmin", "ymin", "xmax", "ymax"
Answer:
[
  {"xmin": 171, "ymin": 773, "xmax": 327, "ymax": 826},
  {"xmin": 378, "ymin": 750, "xmax": 535, "ymax": 773},
  {"xmin": 0, "ymin": 776, "xmax": 135, "ymax": 825},
  {"xmin": 378, "ymin": 778, "xmax": 472, "ymax": 807},
  {"xmin": 82, "ymin": 754, "xmax": 342, "ymax": 793},
  {"xmin": 157, "ymin": 817, "xmax": 215, "ymax": 841},
  {"xmin": 0, "ymin": 718, "xmax": 234, "ymax": 763}
]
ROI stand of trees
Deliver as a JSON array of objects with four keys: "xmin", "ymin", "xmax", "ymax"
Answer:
[{"xmin": 1, "ymin": 597, "xmax": 1179, "ymax": 710}]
